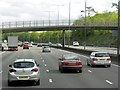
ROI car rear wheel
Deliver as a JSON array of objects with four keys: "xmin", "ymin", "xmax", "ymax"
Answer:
[
  {"xmin": 107, "ymin": 65, "xmax": 111, "ymax": 67},
  {"xmin": 8, "ymin": 80, "xmax": 12, "ymax": 86},
  {"xmin": 79, "ymin": 70, "xmax": 82, "ymax": 73},
  {"xmin": 87, "ymin": 61, "xmax": 90, "ymax": 66},
  {"xmin": 105, "ymin": 65, "xmax": 111, "ymax": 68},
  {"xmin": 36, "ymin": 79, "xmax": 40, "ymax": 85},
  {"xmin": 59, "ymin": 66, "xmax": 60, "ymax": 71},
  {"xmin": 60, "ymin": 69, "xmax": 64, "ymax": 73},
  {"xmin": 90, "ymin": 63, "xmax": 93, "ymax": 67}
]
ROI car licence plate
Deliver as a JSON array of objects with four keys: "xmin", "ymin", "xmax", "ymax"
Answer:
[
  {"xmin": 69, "ymin": 62, "xmax": 75, "ymax": 65},
  {"xmin": 19, "ymin": 76, "xmax": 29, "ymax": 80},
  {"xmin": 100, "ymin": 59, "xmax": 105, "ymax": 60}
]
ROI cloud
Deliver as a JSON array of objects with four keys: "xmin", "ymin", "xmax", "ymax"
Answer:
[{"xmin": 0, "ymin": 0, "xmax": 118, "ymax": 22}]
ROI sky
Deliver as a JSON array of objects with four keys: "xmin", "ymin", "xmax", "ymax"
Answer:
[{"xmin": 0, "ymin": 0, "xmax": 118, "ymax": 23}]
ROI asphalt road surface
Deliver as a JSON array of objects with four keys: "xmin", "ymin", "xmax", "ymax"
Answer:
[{"xmin": 1, "ymin": 46, "xmax": 119, "ymax": 89}]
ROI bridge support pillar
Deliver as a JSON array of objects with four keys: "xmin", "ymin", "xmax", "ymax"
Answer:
[{"xmin": 62, "ymin": 30, "xmax": 65, "ymax": 48}]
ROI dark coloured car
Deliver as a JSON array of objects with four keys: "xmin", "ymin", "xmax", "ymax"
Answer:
[
  {"xmin": 58, "ymin": 54, "xmax": 83, "ymax": 73},
  {"xmin": 23, "ymin": 44, "xmax": 29, "ymax": 49}
]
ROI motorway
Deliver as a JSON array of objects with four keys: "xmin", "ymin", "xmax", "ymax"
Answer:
[{"xmin": 1, "ymin": 46, "xmax": 119, "ymax": 88}]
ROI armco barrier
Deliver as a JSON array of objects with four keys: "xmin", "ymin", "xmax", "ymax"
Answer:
[{"xmin": 51, "ymin": 45, "xmax": 119, "ymax": 65}]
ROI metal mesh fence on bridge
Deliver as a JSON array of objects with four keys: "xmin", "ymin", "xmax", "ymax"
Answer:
[{"xmin": 0, "ymin": 19, "xmax": 118, "ymax": 29}]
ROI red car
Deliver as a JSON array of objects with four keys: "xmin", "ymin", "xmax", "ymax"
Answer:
[
  {"xmin": 58, "ymin": 54, "xmax": 83, "ymax": 73},
  {"xmin": 23, "ymin": 44, "xmax": 29, "ymax": 49}
]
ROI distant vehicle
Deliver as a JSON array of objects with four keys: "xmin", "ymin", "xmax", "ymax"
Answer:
[
  {"xmin": 42, "ymin": 46, "xmax": 51, "ymax": 52},
  {"xmin": 4, "ymin": 40, "xmax": 7, "ymax": 43},
  {"xmin": 24, "ymin": 41, "xmax": 29, "ymax": 44},
  {"xmin": 28, "ymin": 43, "xmax": 33, "ymax": 47},
  {"xmin": 42, "ymin": 43, "xmax": 49, "ymax": 47},
  {"xmin": 57, "ymin": 43, "xmax": 62, "ymax": 47},
  {"xmin": 48, "ymin": 42, "xmax": 52, "ymax": 46},
  {"xmin": 37, "ymin": 43, "xmax": 42, "ymax": 47},
  {"xmin": 73, "ymin": 41, "xmax": 79, "ymax": 46},
  {"xmin": 87, "ymin": 52, "xmax": 111, "ymax": 67},
  {"xmin": 23, "ymin": 44, "xmax": 29, "ymax": 49},
  {"xmin": 30, "ymin": 41, "xmax": 34, "ymax": 44},
  {"xmin": 18, "ymin": 42, "xmax": 23, "ymax": 47},
  {"xmin": 8, "ymin": 59, "xmax": 40, "ymax": 86},
  {"xmin": 8, "ymin": 36, "xmax": 18, "ymax": 51},
  {"xmin": 58, "ymin": 54, "xmax": 83, "ymax": 73}
]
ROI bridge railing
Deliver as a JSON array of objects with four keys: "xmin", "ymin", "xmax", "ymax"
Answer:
[{"xmin": 0, "ymin": 20, "xmax": 118, "ymax": 29}]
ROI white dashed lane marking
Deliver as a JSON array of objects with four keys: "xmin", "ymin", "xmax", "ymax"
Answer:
[
  {"xmin": 0, "ymin": 71, "xmax": 3, "ymax": 73},
  {"xmin": 105, "ymin": 80, "xmax": 113, "ymax": 85},
  {"xmin": 49, "ymin": 79, "xmax": 53, "ymax": 83},
  {"xmin": 88, "ymin": 70, "xmax": 92, "ymax": 73},
  {"xmin": 46, "ymin": 70, "xmax": 49, "ymax": 72},
  {"xmin": 44, "ymin": 64, "xmax": 47, "ymax": 67}
]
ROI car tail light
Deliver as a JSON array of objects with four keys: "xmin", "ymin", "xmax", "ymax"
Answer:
[
  {"xmin": 107, "ymin": 58, "xmax": 111, "ymax": 61},
  {"xmin": 9, "ymin": 69, "xmax": 16, "ymax": 72},
  {"xmin": 31, "ymin": 68, "xmax": 38, "ymax": 72},
  {"xmin": 62, "ymin": 62, "xmax": 69, "ymax": 65},
  {"xmin": 76, "ymin": 62, "xmax": 82, "ymax": 65},
  {"xmin": 92, "ymin": 58, "xmax": 98, "ymax": 61}
]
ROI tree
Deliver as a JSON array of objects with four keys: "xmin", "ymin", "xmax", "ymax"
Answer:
[{"xmin": 111, "ymin": 3, "xmax": 118, "ymax": 9}]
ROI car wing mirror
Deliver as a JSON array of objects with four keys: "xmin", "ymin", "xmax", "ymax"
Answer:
[
  {"xmin": 37, "ymin": 64, "xmax": 42, "ymax": 67},
  {"xmin": 8, "ymin": 65, "xmax": 12, "ymax": 67}
]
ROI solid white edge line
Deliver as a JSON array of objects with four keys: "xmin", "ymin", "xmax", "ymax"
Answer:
[
  {"xmin": 0, "ymin": 71, "xmax": 3, "ymax": 73},
  {"xmin": 0, "ymin": 51, "xmax": 5, "ymax": 55},
  {"xmin": 106, "ymin": 80, "xmax": 113, "ymax": 85},
  {"xmin": 49, "ymin": 79, "xmax": 53, "ymax": 83},
  {"xmin": 112, "ymin": 64, "xmax": 120, "ymax": 67}
]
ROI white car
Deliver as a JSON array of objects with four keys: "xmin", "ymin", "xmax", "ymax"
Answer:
[
  {"xmin": 87, "ymin": 52, "xmax": 111, "ymax": 67},
  {"xmin": 29, "ymin": 43, "xmax": 33, "ymax": 47},
  {"xmin": 42, "ymin": 46, "xmax": 51, "ymax": 52},
  {"xmin": 73, "ymin": 41, "xmax": 79, "ymax": 46},
  {"xmin": 57, "ymin": 43, "xmax": 62, "ymax": 47},
  {"xmin": 8, "ymin": 59, "xmax": 40, "ymax": 86}
]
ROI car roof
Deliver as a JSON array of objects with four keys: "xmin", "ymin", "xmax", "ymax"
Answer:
[
  {"xmin": 14, "ymin": 59, "xmax": 35, "ymax": 63},
  {"xmin": 91, "ymin": 52, "xmax": 109, "ymax": 54}
]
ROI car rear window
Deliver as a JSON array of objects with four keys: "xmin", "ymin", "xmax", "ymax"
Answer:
[
  {"xmin": 64, "ymin": 56, "xmax": 79, "ymax": 60},
  {"xmin": 95, "ymin": 53, "xmax": 109, "ymax": 57},
  {"xmin": 13, "ymin": 62, "xmax": 34, "ymax": 68},
  {"xmin": 24, "ymin": 44, "xmax": 28, "ymax": 46}
]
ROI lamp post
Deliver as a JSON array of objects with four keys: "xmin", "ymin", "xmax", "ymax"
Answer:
[
  {"xmin": 53, "ymin": 4, "xmax": 64, "ymax": 25},
  {"xmin": 81, "ymin": 0, "xmax": 87, "ymax": 50},
  {"xmin": 118, "ymin": 0, "xmax": 120, "ymax": 63},
  {"xmin": 68, "ymin": 0, "xmax": 71, "ymax": 47},
  {"xmin": 42, "ymin": 11, "xmax": 54, "ymax": 43},
  {"xmin": 81, "ymin": 0, "xmax": 95, "ymax": 50}
]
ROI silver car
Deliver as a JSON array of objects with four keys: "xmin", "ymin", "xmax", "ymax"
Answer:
[
  {"xmin": 8, "ymin": 59, "xmax": 40, "ymax": 86},
  {"xmin": 42, "ymin": 46, "xmax": 51, "ymax": 52},
  {"xmin": 87, "ymin": 52, "xmax": 111, "ymax": 67}
]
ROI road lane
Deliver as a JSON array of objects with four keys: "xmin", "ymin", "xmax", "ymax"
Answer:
[
  {"xmin": 40, "ymin": 47, "xmax": 118, "ymax": 88},
  {"xmin": 2, "ymin": 46, "xmax": 118, "ymax": 88}
]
